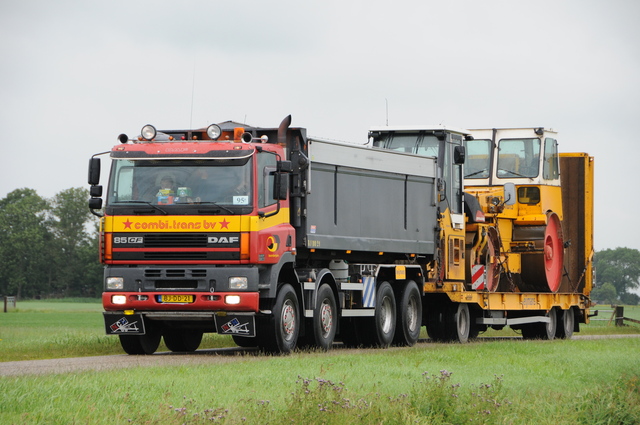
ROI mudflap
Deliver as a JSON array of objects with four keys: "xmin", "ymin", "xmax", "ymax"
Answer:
[
  {"xmin": 104, "ymin": 312, "xmax": 146, "ymax": 335},
  {"xmin": 214, "ymin": 314, "xmax": 256, "ymax": 337}
]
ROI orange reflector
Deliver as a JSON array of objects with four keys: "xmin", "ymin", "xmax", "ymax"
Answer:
[
  {"xmin": 240, "ymin": 233, "xmax": 250, "ymax": 260},
  {"xmin": 234, "ymin": 127, "xmax": 245, "ymax": 141},
  {"xmin": 104, "ymin": 233, "xmax": 113, "ymax": 260}
]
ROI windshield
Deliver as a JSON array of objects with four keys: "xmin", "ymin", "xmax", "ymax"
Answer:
[
  {"xmin": 464, "ymin": 139, "xmax": 492, "ymax": 179},
  {"xmin": 106, "ymin": 158, "xmax": 252, "ymax": 207},
  {"xmin": 497, "ymin": 138, "xmax": 541, "ymax": 178}
]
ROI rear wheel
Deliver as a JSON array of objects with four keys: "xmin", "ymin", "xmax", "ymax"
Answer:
[
  {"xmin": 361, "ymin": 281, "xmax": 396, "ymax": 347},
  {"xmin": 393, "ymin": 280, "xmax": 422, "ymax": 346},
  {"xmin": 449, "ymin": 303, "xmax": 471, "ymax": 343},
  {"xmin": 522, "ymin": 308, "xmax": 557, "ymax": 340},
  {"xmin": 556, "ymin": 308, "xmax": 575, "ymax": 339},
  {"xmin": 312, "ymin": 284, "xmax": 337, "ymax": 350},
  {"xmin": 163, "ymin": 329, "xmax": 203, "ymax": 352},
  {"xmin": 119, "ymin": 328, "xmax": 161, "ymax": 355}
]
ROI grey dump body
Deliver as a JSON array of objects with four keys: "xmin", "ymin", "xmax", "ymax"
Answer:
[{"xmin": 294, "ymin": 138, "xmax": 438, "ymax": 263}]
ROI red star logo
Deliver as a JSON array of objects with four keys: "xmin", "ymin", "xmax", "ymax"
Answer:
[
  {"xmin": 219, "ymin": 219, "xmax": 230, "ymax": 229},
  {"xmin": 123, "ymin": 219, "xmax": 133, "ymax": 229}
]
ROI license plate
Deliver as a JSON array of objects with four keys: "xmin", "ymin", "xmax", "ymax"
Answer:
[{"xmin": 159, "ymin": 294, "xmax": 194, "ymax": 303}]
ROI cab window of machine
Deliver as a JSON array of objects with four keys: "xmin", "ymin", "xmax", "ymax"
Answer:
[
  {"xmin": 497, "ymin": 138, "xmax": 540, "ymax": 178},
  {"xmin": 464, "ymin": 139, "xmax": 491, "ymax": 179},
  {"xmin": 258, "ymin": 153, "xmax": 278, "ymax": 208},
  {"xmin": 543, "ymin": 138, "xmax": 559, "ymax": 180},
  {"xmin": 415, "ymin": 135, "xmax": 439, "ymax": 157},
  {"xmin": 374, "ymin": 133, "xmax": 418, "ymax": 153}
]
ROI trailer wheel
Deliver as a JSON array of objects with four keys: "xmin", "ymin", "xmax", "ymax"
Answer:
[
  {"xmin": 452, "ymin": 303, "xmax": 471, "ymax": 344},
  {"xmin": 393, "ymin": 280, "xmax": 422, "ymax": 346},
  {"xmin": 119, "ymin": 328, "xmax": 161, "ymax": 355},
  {"xmin": 259, "ymin": 284, "xmax": 299, "ymax": 354},
  {"xmin": 556, "ymin": 308, "xmax": 574, "ymax": 339},
  {"xmin": 312, "ymin": 284, "xmax": 337, "ymax": 350},
  {"xmin": 163, "ymin": 330, "xmax": 203, "ymax": 352},
  {"xmin": 522, "ymin": 308, "xmax": 557, "ymax": 340}
]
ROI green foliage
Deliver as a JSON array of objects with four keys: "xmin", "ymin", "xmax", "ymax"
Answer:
[
  {"xmin": 595, "ymin": 247, "xmax": 640, "ymax": 299},
  {"xmin": 591, "ymin": 282, "xmax": 618, "ymax": 304},
  {"xmin": 0, "ymin": 187, "xmax": 102, "ymax": 298}
]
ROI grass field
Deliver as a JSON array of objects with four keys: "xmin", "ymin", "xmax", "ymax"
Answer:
[{"xmin": 1, "ymin": 300, "xmax": 640, "ymax": 424}]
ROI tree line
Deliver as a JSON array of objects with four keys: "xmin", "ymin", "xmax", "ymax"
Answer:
[
  {"xmin": 1, "ymin": 187, "xmax": 639, "ymax": 304},
  {"xmin": 0, "ymin": 188, "xmax": 102, "ymax": 299}
]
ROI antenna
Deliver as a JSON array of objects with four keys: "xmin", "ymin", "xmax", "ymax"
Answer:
[
  {"xmin": 385, "ymin": 98, "xmax": 389, "ymax": 126},
  {"xmin": 189, "ymin": 62, "xmax": 196, "ymax": 128}
]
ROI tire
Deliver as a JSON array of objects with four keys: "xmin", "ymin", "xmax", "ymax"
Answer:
[
  {"xmin": 163, "ymin": 329, "xmax": 203, "ymax": 352},
  {"xmin": 425, "ymin": 300, "xmax": 446, "ymax": 342},
  {"xmin": 522, "ymin": 308, "xmax": 557, "ymax": 340},
  {"xmin": 362, "ymin": 281, "xmax": 396, "ymax": 348},
  {"xmin": 232, "ymin": 335, "xmax": 258, "ymax": 348},
  {"xmin": 311, "ymin": 284, "xmax": 337, "ymax": 350},
  {"xmin": 119, "ymin": 328, "xmax": 161, "ymax": 355},
  {"xmin": 258, "ymin": 284, "xmax": 300, "ymax": 354},
  {"xmin": 393, "ymin": 280, "xmax": 422, "ymax": 346},
  {"xmin": 450, "ymin": 303, "xmax": 471, "ymax": 343},
  {"xmin": 556, "ymin": 308, "xmax": 575, "ymax": 339}
]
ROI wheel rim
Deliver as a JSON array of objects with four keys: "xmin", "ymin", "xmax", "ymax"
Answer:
[
  {"xmin": 281, "ymin": 299, "xmax": 296, "ymax": 341},
  {"xmin": 457, "ymin": 305, "xmax": 469, "ymax": 338},
  {"xmin": 320, "ymin": 300, "xmax": 333, "ymax": 337},
  {"xmin": 544, "ymin": 212, "xmax": 564, "ymax": 292},
  {"xmin": 407, "ymin": 295, "xmax": 419, "ymax": 333},
  {"xmin": 380, "ymin": 296, "xmax": 393, "ymax": 334}
]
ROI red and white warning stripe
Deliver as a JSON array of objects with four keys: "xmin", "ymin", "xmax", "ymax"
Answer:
[{"xmin": 471, "ymin": 264, "xmax": 486, "ymax": 290}]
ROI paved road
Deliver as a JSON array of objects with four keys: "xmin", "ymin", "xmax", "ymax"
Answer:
[{"xmin": 2, "ymin": 334, "xmax": 639, "ymax": 377}]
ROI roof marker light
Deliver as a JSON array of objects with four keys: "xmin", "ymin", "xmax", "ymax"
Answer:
[
  {"xmin": 207, "ymin": 124, "xmax": 222, "ymax": 140},
  {"xmin": 141, "ymin": 125, "xmax": 157, "ymax": 141}
]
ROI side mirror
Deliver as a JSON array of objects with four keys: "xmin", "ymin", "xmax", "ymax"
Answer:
[
  {"xmin": 504, "ymin": 182, "xmax": 516, "ymax": 206},
  {"xmin": 90, "ymin": 185, "xmax": 103, "ymax": 197},
  {"xmin": 454, "ymin": 145, "xmax": 466, "ymax": 165},
  {"xmin": 273, "ymin": 173, "xmax": 288, "ymax": 200},
  {"xmin": 89, "ymin": 197, "xmax": 103, "ymax": 210},
  {"xmin": 88, "ymin": 157, "xmax": 101, "ymax": 185}
]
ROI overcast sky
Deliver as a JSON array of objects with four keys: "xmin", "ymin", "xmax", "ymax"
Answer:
[{"xmin": 1, "ymin": 0, "xmax": 639, "ymax": 252}]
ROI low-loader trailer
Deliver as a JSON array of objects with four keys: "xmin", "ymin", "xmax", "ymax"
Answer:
[{"xmin": 88, "ymin": 117, "xmax": 593, "ymax": 353}]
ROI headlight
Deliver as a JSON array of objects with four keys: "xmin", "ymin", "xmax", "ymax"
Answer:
[
  {"xmin": 141, "ymin": 124, "xmax": 157, "ymax": 141},
  {"xmin": 112, "ymin": 295, "xmax": 127, "ymax": 305},
  {"xmin": 229, "ymin": 276, "xmax": 248, "ymax": 290},
  {"xmin": 225, "ymin": 295, "xmax": 241, "ymax": 305},
  {"xmin": 106, "ymin": 277, "xmax": 124, "ymax": 290},
  {"xmin": 206, "ymin": 124, "xmax": 222, "ymax": 140}
]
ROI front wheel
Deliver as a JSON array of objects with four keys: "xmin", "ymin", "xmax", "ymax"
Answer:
[
  {"xmin": 258, "ymin": 284, "xmax": 300, "ymax": 354},
  {"xmin": 163, "ymin": 329, "xmax": 203, "ymax": 352},
  {"xmin": 119, "ymin": 328, "xmax": 161, "ymax": 355}
]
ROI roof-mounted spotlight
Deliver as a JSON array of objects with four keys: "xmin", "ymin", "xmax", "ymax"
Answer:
[
  {"xmin": 141, "ymin": 124, "xmax": 157, "ymax": 141},
  {"xmin": 207, "ymin": 124, "xmax": 222, "ymax": 140}
]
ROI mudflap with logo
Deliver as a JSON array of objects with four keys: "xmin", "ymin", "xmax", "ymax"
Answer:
[
  {"xmin": 214, "ymin": 314, "xmax": 256, "ymax": 337},
  {"xmin": 104, "ymin": 312, "xmax": 146, "ymax": 335}
]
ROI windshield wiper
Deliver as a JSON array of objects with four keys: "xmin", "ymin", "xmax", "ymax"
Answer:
[
  {"xmin": 114, "ymin": 200, "xmax": 169, "ymax": 215},
  {"xmin": 465, "ymin": 169, "xmax": 488, "ymax": 178},
  {"xmin": 195, "ymin": 201, "xmax": 235, "ymax": 215}
]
